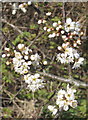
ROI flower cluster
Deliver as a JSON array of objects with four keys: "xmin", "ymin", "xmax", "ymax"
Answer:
[
  {"xmin": 12, "ymin": 44, "xmax": 45, "ymax": 92},
  {"xmin": 12, "ymin": 43, "xmax": 42, "ymax": 73},
  {"xmin": 2, "ymin": 47, "xmax": 10, "ymax": 58},
  {"xmin": 12, "ymin": 44, "xmax": 32, "ymax": 74},
  {"xmin": 11, "ymin": 1, "xmax": 32, "ymax": 15},
  {"xmin": 13, "ymin": 50, "xmax": 31, "ymax": 74},
  {"xmin": 38, "ymin": 19, "xmax": 46, "ymax": 24},
  {"xmin": 38, "ymin": 16, "xmax": 84, "ymax": 49},
  {"xmin": 56, "ymin": 84, "xmax": 77, "ymax": 111},
  {"xmin": 43, "ymin": 20, "xmax": 62, "ymax": 38},
  {"xmin": 48, "ymin": 84, "xmax": 77, "ymax": 115},
  {"xmin": 2, "ymin": 47, "xmax": 12, "ymax": 65},
  {"xmin": 24, "ymin": 73, "xmax": 44, "ymax": 92},
  {"xmin": 57, "ymin": 45, "xmax": 84, "ymax": 69},
  {"xmin": 37, "ymin": 16, "xmax": 84, "ymax": 69},
  {"xmin": 30, "ymin": 53, "xmax": 41, "ymax": 66},
  {"xmin": 65, "ymin": 18, "xmax": 80, "ymax": 33},
  {"xmin": 2, "ymin": 43, "xmax": 45, "ymax": 92}
]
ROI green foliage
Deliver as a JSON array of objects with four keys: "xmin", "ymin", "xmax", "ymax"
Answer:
[
  {"xmin": 49, "ymin": 41, "xmax": 57, "ymax": 49},
  {"xmin": 30, "ymin": 24, "xmax": 39, "ymax": 29},
  {"xmin": 2, "ymin": 59, "xmax": 14, "ymax": 83},
  {"xmin": 58, "ymin": 3, "xmax": 63, "ymax": 7},
  {"xmin": 13, "ymin": 32, "xmax": 36, "ymax": 45},
  {"xmin": 2, "ymin": 107, "xmax": 13, "ymax": 118}
]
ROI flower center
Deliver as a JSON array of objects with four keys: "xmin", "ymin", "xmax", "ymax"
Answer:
[{"xmin": 32, "ymin": 78, "xmax": 36, "ymax": 81}]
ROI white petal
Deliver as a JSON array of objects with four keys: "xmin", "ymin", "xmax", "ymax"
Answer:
[
  {"xmin": 63, "ymin": 105, "xmax": 69, "ymax": 111},
  {"xmin": 66, "ymin": 18, "xmax": 72, "ymax": 24}
]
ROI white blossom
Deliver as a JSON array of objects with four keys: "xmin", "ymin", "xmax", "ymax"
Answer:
[
  {"xmin": 21, "ymin": 8, "xmax": 27, "ymax": 13},
  {"xmin": 27, "ymin": 61, "xmax": 32, "ymax": 65},
  {"xmin": 19, "ymin": 4, "xmax": 27, "ymax": 13},
  {"xmin": 59, "ymin": 25, "xmax": 62, "ymax": 28},
  {"xmin": 43, "ymin": 27, "xmax": 47, "ymax": 31},
  {"xmin": 57, "ymin": 46, "xmax": 62, "ymax": 50},
  {"xmin": 56, "ymin": 84, "xmax": 77, "ymax": 111},
  {"xmin": 18, "ymin": 44, "xmax": 24, "ymax": 50},
  {"xmin": 43, "ymin": 60, "xmax": 47, "ymax": 65},
  {"xmin": 12, "ymin": 9, "xmax": 17, "ymax": 15},
  {"xmin": 28, "ymin": 1, "xmax": 32, "ymax": 5},
  {"xmin": 2, "ymin": 54, "xmax": 6, "ymax": 58},
  {"xmin": 7, "ymin": 54, "xmax": 10, "ymax": 57},
  {"xmin": 78, "ymin": 57, "xmax": 84, "ymax": 63},
  {"xmin": 5, "ymin": 47, "xmax": 10, "ymax": 51},
  {"xmin": 24, "ymin": 55, "xmax": 29, "ymax": 60},
  {"xmin": 6, "ymin": 61, "xmax": 10, "ymax": 65},
  {"xmin": 53, "ymin": 22, "xmax": 58, "ymax": 27},
  {"xmin": 65, "ymin": 18, "xmax": 80, "ymax": 33},
  {"xmin": 14, "ymin": 51, "xmax": 22, "ymax": 59},
  {"xmin": 24, "ymin": 73, "xmax": 44, "ymax": 92},
  {"xmin": 42, "ymin": 20, "xmax": 46, "ymax": 24},
  {"xmin": 56, "ymin": 27, "xmax": 60, "ymax": 31},
  {"xmin": 47, "ymin": 28, "xmax": 51, "ymax": 32},
  {"xmin": 30, "ymin": 53, "xmax": 40, "ymax": 66},
  {"xmin": 46, "ymin": 12, "xmax": 51, "ymax": 16},
  {"xmin": 12, "ymin": 3, "xmax": 18, "ymax": 15},
  {"xmin": 48, "ymin": 33, "xmax": 56, "ymax": 38},
  {"xmin": 72, "ymin": 57, "xmax": 84, "ymax": 69},
  {"xmin": 62, "ymin": 35, "xmax": 67, "ymax": 39},
  {"xmin": 21, "ymin": 47, "xmax": 29, "ymax": 55},
  {"xmin": 61, "ymin": 30, "xmax": 65, "ymax": 34},
  {"xmin": 52, "ymin": 33, "xmax": 56, "ymax": 37},
  {"xmin": 57, "ymin": 46, "xmax": 84, "ymax": 68},
  {"xmin": 69, "ymin": 100, "xmax": 78, "ymax": 108},
  {"xmin": 56, "ymin": 25, "xmax": 62, "ymax": 30},
  {"xmin": 19, "ymin": 4, "xmax": 24, "ymax": 8},
  {"xmin": 48, "ymin": 105, "xmax": 57, "ymax": 115},
  {"xmin": 62, "ymin": 43, "xmax": 67, "ymax": 48},
  {"xmin": 77, "ymin": 39, "xmax": 81, "ymax": 45},
  {"xmin": 66, "ymin": 18, "xmax": 72, "ymax": 24},
  {"xmin": 38, "ymin": 20, "xmax": 42, "ymax": 24},
  {"xmin": 30, "ymin": 53, "xmax": 40, "ymax": 61},
  {"xmin": 48, "ymin": 34, "xmax": 52, "ymax": 38},
  {"xmin": 58, "ymin": 20, "xmax": 61, "ymax": 24}
]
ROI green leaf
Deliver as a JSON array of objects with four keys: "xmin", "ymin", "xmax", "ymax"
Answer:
[
  {"xmin": 51, "ymin": 17, "xmax": 61, "ymax": 22},
  {"xmin": 30, "ymin": 24, "xmax": 39, "ymax": 29}
]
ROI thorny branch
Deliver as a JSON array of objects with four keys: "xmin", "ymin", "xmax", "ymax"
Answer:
[{"xmin": 39, "ymin": 72, "xmax": 88, "ymax": 88}]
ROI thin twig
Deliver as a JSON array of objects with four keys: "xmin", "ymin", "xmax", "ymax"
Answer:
[{"xmin": 62, "ymin": 2, "xmax": 66, "ymax": 25}]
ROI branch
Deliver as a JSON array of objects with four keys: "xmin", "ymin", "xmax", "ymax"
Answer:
[
  {"xmin": 28, "ymin": 31, "xmax": 45, "ymax": 47},
  {"xmin": 39, "ymin": 72, "xmax": 88, "ymax": 88},
  {"xmin": 1, "ymin": 30, "xmax": 16, "ymax": 49},
  {"xmin": 1, "ymin": 18, "xmax": 22, "ymax": 34},
  {"xmin": 1, "ymin": 30, "xmax": 23, "ymax": 56},
  {"xmin": 2, "ymin": 18, "xmax": 45, "ymax": 47}
]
